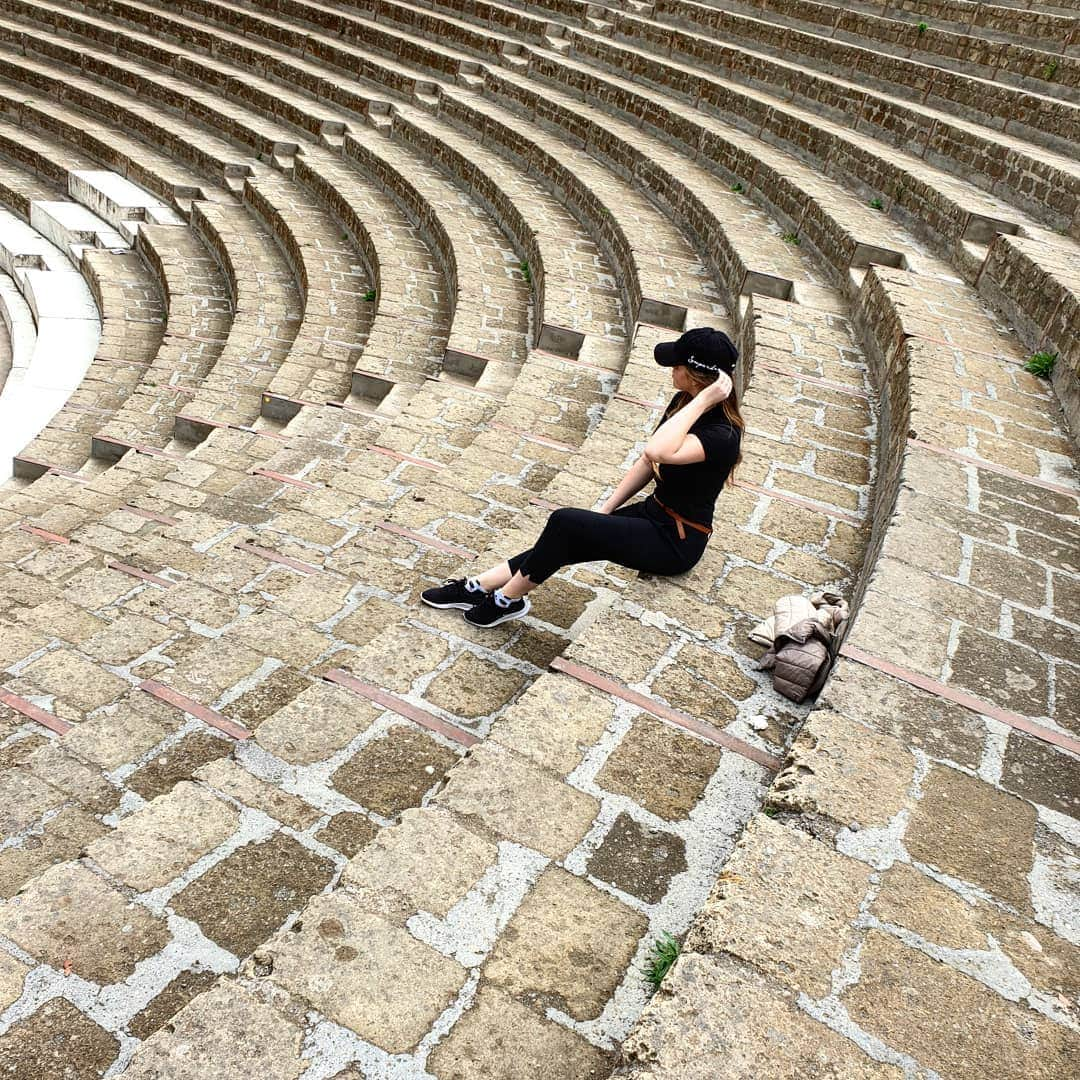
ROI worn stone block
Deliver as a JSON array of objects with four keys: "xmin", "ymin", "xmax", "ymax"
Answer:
[
  {"xmin": 844, "ymin": 931, "xmax": 1077, "ymax": 1079},
  {"xmin": 0, "ymin": 862, "xmax": 169, "ymax": 983},
  {"xmin": 485, "ymin": 866, "xmax": 648, "ymax": 1021},
  {"xmin": 687, "ymin": 815, "xmax": 871, "ymax": 997},
  {"xmin": 343, "ymin": 806, "xmax": 497, "ymax": 924},
  {"xmin": 255, "ymin": 682, "xmax": 379, "ymax": 764},
  {"xmin": 266, "ymin": 890, "xmax": 467, "ymax": 1053},
  {"xmin": 771, "ymin": 709, "xmax": 916, "ymax": 829},
  {"xmin": 87, "ymin": 781, "xmax": 238, "ymax": 891},
  {"xmin": 904, "ymin": 765, "xmax": 1036, "ymax": 911},
  {"xmin": 124, "ymin": 983, "xmax": 309, "ymax": 1080},
  {"xmin": 621, "ymin": 953, "xmax": 900, "ymax": 1078},
  {"xmin": 435, "ymin": 742, "xmax": 599, "ymax": 860},
  {"xmin": 429, "ymin": 985, "xmax": 614, "ymax": 1079},
  {"xmin": 596, "ymin": 714, "xmax": 723, "ymax": 822}
]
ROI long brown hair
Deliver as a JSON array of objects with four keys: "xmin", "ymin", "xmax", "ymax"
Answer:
[{"xmin": 661, "ymin": 369, "xmax": 745, "ymax": 484}]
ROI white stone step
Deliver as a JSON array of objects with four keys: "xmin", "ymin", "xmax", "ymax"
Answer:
[
  {"xmin": 68, "ymin": 169, "xmax": 184, "ymax": 239},
  {"xmin": 29, "ymin": 201, "xmax": 128, "ymax": 259},
  {"xmin": 0, "ymin": 217, "xmax": 101, "ymax": 482}
]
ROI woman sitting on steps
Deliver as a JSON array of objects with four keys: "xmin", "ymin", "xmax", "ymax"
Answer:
[{"xmin": 421, "ymin": 327, "xmax": 745, "ymax": 628}]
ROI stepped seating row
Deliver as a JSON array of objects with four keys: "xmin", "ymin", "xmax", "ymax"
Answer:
[
  {"xmin": 621, "ymin": 257, "xmax": 1080, "ymax": 1079},
  {"xmin": 652, "ymin": 0, "xmax": 1078, "ymax": 98},
  {"xmin": 339, "ymin": 0, "xmax": 1078, "ymax": 160},
  {"xmin": 327, "ymin": 0, "xmax": 1076, "ymax": 257},
  {"xmin": 0, "ymin": 0, "xmax": 1073, "ymax": 1073}
]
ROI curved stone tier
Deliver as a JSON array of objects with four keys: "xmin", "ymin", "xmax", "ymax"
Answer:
[{"xmin": 0, "ymin": 0, "xmax": 1074, "ymax": 1078}]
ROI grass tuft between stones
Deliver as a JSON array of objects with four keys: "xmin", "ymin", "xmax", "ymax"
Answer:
[
  {"xmin": 1023, "ymin": 351, "xmax": 1057, "ymax": 379},
  {"xmin": 643, "ymin": 931, "xmax": 680, "ymax": 990},
  {"xmin": 363, "ymin": 288, "xmax": 377, "ymax": 302},
  {"xmin": 1044, "ymin": 59, "xmax": 1059, "ymax": 80},
  {"xmin": 781, "ymin": 232, "xmax": 800, "ymax": 246},
  {"xmin": 519, "ymin": 260, "xmax": 532, "ymax": 284},
  {"xmin": 869, "ymin": 197, "xmax": 884, "ymax": 211},
  {"xmin": 916, "ymin": 20, "xmax": 928, "ymax": 34}
]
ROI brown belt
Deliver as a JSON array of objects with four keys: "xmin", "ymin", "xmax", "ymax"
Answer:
[{"xmin": 653, "ymin": 497, "xmax": 713, "ymax": 540}]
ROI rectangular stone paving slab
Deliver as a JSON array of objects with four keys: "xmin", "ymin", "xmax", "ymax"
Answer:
[
  {"xmin": 620, "ymin": 952, "xmax": 901, "ymax": 1079},
  {"xmin": 687, "ymin": 815, "xmax": 871, "ymax": 998},
  {"xmin": 173, "ymin": 831, "xmax": 335, "ymax": 959},
  {"xmin": 491, "ymin": 673, "xmax": 614, "ymax": 775},
  {"xmin": 484, "ymin": 865, "xmax": 648, "ymax": 1021},
  {"xmin": 123, "ymin": 982, "xmax": 310, "ymax": 1080},
  {"xmin": 254, "ymin": 682, "xmax": 379, "ymax": 764},
  {"xmin": 435, "ymin": 741, "xmax": 599, "ymax": 860},
  {"xmin": 844, "ymin": 930, "xmax": 1078, "ymax": 1079},
  {"xmin": 0, "ymin": 805, "xmax": 108, "ymax": 899},
  {"xmin": 0, "ymin": 861, "xmax": 169, "ymax": 984},
  {"xmin": 429, "ymin": 985, "xmax": 614, "ymax": 1080},
  {"xmin": 770, "ymin": 708, "xmax": 916, "ymax": 830},
  {"xmin": 264, "ymin": 890, "xmax": 467, "ymax": 1053},
  {"xmin": 904, "ymin": 764, "xmax": 1037, "ymax": 913},
  {"xmin": 343, "ymin": 806, "xmax": 497, "ymax": 924},
  {"xmin": 595, "ymin": 714, "xmax": 724, "ymax": 823},
  {"xmin": 0, "ymin": 997, "xmax": 120, "ymax": 1080},
  {"xmin": 86, "ymin": 780, "xmax": 239, "ymax": 891},
  {"xmin": 330, "ymin": 724, "xmax": 460, "ymax": 818}
]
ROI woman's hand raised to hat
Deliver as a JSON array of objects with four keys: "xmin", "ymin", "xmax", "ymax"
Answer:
[{"xmin": 698, "ymin": 371, "xmax": 733, "ymax": 405}]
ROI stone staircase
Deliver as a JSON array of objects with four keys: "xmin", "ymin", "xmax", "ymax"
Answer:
[{"xmin": 0, "ymin": 0, "xmax": 1074, "ymax": 1077}]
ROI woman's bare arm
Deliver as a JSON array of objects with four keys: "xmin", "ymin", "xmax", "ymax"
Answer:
[
  {"xmin": 599, "ymin": 454, "xmax": 654, "ymax": 513},
  {"xmin": 644, "ymin": 376, "xmax": 732, "ymax": 465}
]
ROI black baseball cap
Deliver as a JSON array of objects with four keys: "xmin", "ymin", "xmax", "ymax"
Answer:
[{"xmin": 654, "ymin": 327, "xmax": 738, "ymax": 376}]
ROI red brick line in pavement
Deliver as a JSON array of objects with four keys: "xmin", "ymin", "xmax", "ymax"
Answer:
[
  {"xmin": 139, "ymin": 680, "xmax": 252, "ymax": 740},
  {"xmin": 839, "ymin": 643, "xmax": 1080, "ymax": 757},
  {"xmin": 367, "ymin": 445, "xmax": 445, "ymax": 470},
  {"xmin": 613, "ymin": 392, "xmax": 664, "ymax": 409},
  {"xmin": 324, "ymin": 669, "xmax": 480, "ymax": 748},
  {"xmin": 374, "ymin": 522, "xmax": 477, "ymax": 560},
  {"xmin": 528, "ymin": 497, "xmax": 561, "ymax": 511},
  {"xmin": 756, "ymin": 362, "xmax": 870, "ymax": 399},
  {"xmin": 107, "ymin": 561, "xmax": 176, "ymax": 588},
  {"xmin": 549, "ymin": 657, "xmax": 784, "ymax": 772},
  {"xmin": 733, "ymin": 479, "xmax": 864, "ymax": 527},
  {"xmin": 909, "ymin": 438, "xmax": 1080, "ymax": 500},
  {"xmin": 250, "ymin": 468, "xmax": 322, "ymax": 491},
  {"xmin": 491, "ymin": 422, "xmax": 576, "ymax": 452},
  {"xmin": 234, "ymin": 540, "xmax": 322, "ymax": 575},
  {"xmin": 19, "ymin": 525, "xmax": 71, "ymax": 544},
  {"xmin": 0, "ymin": 691, "xmax": 73, "ymax": 735}
]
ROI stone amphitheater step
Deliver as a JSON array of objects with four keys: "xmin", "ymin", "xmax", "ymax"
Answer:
[
  {"xmin": 347, "ymin": 0, "xmax": 1076, "ymax": 252},
  {"xmin": 846, "ymin": 0, "xmax": 1078, "ymax": 52},
  {"xmin": 651, "ymin": 0, "xmax": 1079, "ymax": 102},
  {"xmin": 6, "ymin": 0, "xmax": 723, "ymax": 340},
  {"xmin": 621, "ymin": 257, "xmax": 1080, "ymax": 1080},
  {"xmin": 0, "ymin": 0, "xmax": 1071, "ymax": 1076}
]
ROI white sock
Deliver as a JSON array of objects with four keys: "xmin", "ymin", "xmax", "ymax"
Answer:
[
  {"xmin": 465, "ymin": 577, "xmax": 486, "ymax": 593},
  {"xmin": 494, "ymin": 588, "xmax": 516, "ymax": 608}
]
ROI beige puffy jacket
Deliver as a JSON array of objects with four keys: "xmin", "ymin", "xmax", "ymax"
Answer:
[{"xmin": 749, "ymin": 591, "xmax": 849, "ymax": 647}]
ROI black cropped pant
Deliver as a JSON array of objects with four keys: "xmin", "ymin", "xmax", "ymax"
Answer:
[{"xmin": 508, "ymin": 498, "xmax": 708, "ymax": 585}]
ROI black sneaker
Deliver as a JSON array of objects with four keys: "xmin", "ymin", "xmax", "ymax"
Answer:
[
  {"xmin": 463, "ymin": 591, "xmax": 531, "ymax": 628},
  {"xmin": 421, "ymin": 578, "xmax": 488, "ymax": 610}
]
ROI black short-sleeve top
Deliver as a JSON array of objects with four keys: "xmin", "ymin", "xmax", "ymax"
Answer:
[{"xmin": 650, "ymin": 393, "xmax": 741, "ymax": 527}]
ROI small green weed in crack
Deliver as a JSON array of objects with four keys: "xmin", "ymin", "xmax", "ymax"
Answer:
[
  {"xmin": 731, "ymin": 181, "xmax": 744, "ymax": 194},
  {"xmin": 781, "ymin": 232, "xmax": 800, "ymax": 245},
  {"xmin": 1044, "ymin": 59, "xmax": 1059, "ymax": 80},
  {"xmin": 644, "ymin": 931, "xmax": 680, "ymax": 990},
  {"xmin": 916, "ymin": 20, "xmax": 928, "ymax": 34},
  {"xmin": 1024, "ymin": 351, "xmax": 1057, "ymax": 378},
  {"xmin": 869, "ymin": 197, "xmax": 884, "ymax": 211},
  {"xmin": 519, "ymin": 260, "xmax": 532, "ymax": 284},
  {"xmin": 363, "ymin": 288, "xmax": 377, "ymax": 302}
]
